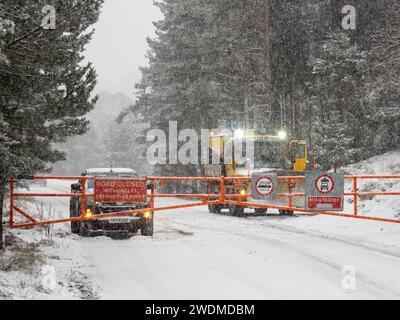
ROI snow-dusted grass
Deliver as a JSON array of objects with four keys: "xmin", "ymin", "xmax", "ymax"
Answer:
[
  {"xmin": 0, "ymin": 235, "xmax": 45, "ymax": 299},
  {"xmin": 0, "ymin": 228, "xmax": 99, "ymax": 300}
]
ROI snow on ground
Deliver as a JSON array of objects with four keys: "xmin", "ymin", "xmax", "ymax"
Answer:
[
  {"xmin": 2, "ymin": 151, "xmax": 400, "ymax": 300},
  {"xmin": 0, "ymin": 228, "xmax": 100, "ymax": 300},
  {"xmin": 1, "ymin": 179, "xmax": 100, "ymax": 300},
  {"xmin": 341, "ymin": 150, "xmax": 400, "ymax": 220},
  {"xmin": 81, "ymin": 200, "xmax": 400, "ymax": 300}
]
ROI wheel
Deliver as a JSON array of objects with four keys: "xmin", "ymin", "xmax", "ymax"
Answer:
[
  {"xmin": 129, "ymin": 225, "xmax": 139, "ymax": 234},
  {"xmin": 70, "ymin": 199, "xmax": 80, "ymax": 234},
  {"xmin": 229, "ymin": 205, "xmax": 245, "ymax": 216},
  {"xmin": 79, "ymin": 222, "xmax": 91, "ymax": 237},
  {"xmin": 210, "ymin": 205, "xmax": 221, "ymax": 214},
  {"xmin": 214, "ymin": 205, "xmax": 221, "ymax": 214},
  {"xmin": 235, "ymin": 206, "xmax": 245, "ymax": 217},
  {"xmin": 279, "ymin": 210, "xmax": 294, "ymax": 216},
  {"xmin": 71, "ymin": 221, "xmax": 80, "ymax": 234},
  {"xmin": 255, "ymin": 208, "xmax": 268, "ymax": 215},
  {"xmin": 208, "ymin": 205, "xmax": 215, "ymax": 213},
  {"xmin": 141, "ymin": 217, "xmax": 154, "ymax": 236}
]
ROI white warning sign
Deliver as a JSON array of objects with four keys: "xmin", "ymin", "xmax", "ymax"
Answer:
[
  {"xmin": 251, "ymin": 173, "xmax": 278, "ymax": 200},
  {"xmin": 255, "ymin": 177, "xmax": 275, "ymax": 196},
  {"xmin": 305, "ymin": 172, "xmax": 344, "ymax": 211}
]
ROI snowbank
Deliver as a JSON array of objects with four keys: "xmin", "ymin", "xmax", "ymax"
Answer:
[
  {"xmin": 340, "ymin": 150, "xmax": 400, "ymax": 220},
  {"xmin": 0, "ymin": 229, "xmax": 99, "ymax": 300}
]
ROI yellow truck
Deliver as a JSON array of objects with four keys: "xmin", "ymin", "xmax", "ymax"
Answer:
[{"xmin": 205, "ymin": 129, "xmax": 308, "ymax": 216}]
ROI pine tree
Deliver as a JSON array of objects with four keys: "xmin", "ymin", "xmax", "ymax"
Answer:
[
  {"xmin": 309, "ymin": 32, "xmax": 366, "ymax": 168},
  {"xmin": 0, "ymin": 0, "xmax": 103, "ymax": 247},
  {"xmin": 104, "ymin": 114, "xmax": 151, "ymax": 174},
  {"xmin": 125, "ymin": 0, "xmax": 398, "ymax": 173},
  {"xmin": 365, "ymin": 0, "xmax": 400, "ymax": 155}
]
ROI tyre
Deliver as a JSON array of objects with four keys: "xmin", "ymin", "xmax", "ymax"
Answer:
[
  {"xmin": 229, "ymin": 205, "xmax": 245, "ymax": 216},
  {"xmin": 214, "ymin": 205, "xmax": 221, "ymax": 214},
  {"xmin": 209, "ymin": 205, "xmax": 221, "ymax": 214},
  {"xmin": 70, "ymin": 199, "xmax": 80, "ymax": 234},
  {"xmin": 255, "ymin": 208, "xmax": 268, "ymax": 215},
  {"xmin": 279, "ymin": 210, "xmax": 294, "ymax": 216},
  {"xmin": 129, "ymin": 225, "xmax": 139, "ymax": 234},
  {"xmin": 235, "ymin": 205, "xmax": 245, "ymax": 217},
  {"xmin": 141, "ymin": 217, "xmax": 154, "ymax": 236},
  {"xmin": 79, "ymin": 222, "xmax": 91, "ymax": 237},
  {"xmin": 71, "ymin": 221, "xmax": 80, "ymax": 234}
]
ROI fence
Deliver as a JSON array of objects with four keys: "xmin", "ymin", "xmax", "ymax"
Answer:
[{"xmin": 9, "ymin": 174, "xmax": 400, "ymax": 229}]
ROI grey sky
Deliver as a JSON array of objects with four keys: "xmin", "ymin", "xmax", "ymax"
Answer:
[{"xmin": 85, "ymin": 1, "xmax": 162, "ymax": 99}]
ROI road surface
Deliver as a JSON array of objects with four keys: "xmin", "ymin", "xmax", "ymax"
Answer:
[{"xmin": 17, "ymin": 181, "xmax": 400, "ymax": 299}]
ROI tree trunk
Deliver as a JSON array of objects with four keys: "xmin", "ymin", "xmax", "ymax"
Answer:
[
  {"xmin": 0, "ymin": 187, "xmax": 4, "ymax": 250},
  {"xmin": 264, "ymin": 0, "xmax": 272, "ymax": 94}
]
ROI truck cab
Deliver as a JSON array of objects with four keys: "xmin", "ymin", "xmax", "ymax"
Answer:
[
  {"xmin": 205, "ymin": 129, "xmax": 308, "ymax": 216},
  {"xmin": 70, "ymin": 168, "xmax": 153, "ymax": 238}
]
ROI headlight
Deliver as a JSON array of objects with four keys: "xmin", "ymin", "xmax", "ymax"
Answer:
[
  {"xmin": 277, "ymin": 130, "xmax": 288, "ymax": 140},
  {"xmin": 234, "ymin": 129, "xmax": 245, "ymax": 139},
  {"xmin": 143, "ymin": 211, "xmax": 152, "ymax": 219},
  {"xmin": 85, "ymin": 208, "xmax": 93, "ymax": 219}
]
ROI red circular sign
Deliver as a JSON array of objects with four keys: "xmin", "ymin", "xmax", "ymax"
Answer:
[
  {"xmin": 255, "ymin": 177, "xmax": 275, "ymax": 196},
  {"xmin": 315, "ymin": 175, "xmax": 334, "ymax": 194}
]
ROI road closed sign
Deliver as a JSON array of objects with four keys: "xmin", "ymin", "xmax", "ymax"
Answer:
[
  {"xmin": 305, "ymin": 172, "xmax": 344, "ymax": 211},
  {"xmin": 95, "ymin": 178, "xmax": 147, "ymax": 203},
  {"xmin": 251, "ymin": 173, "xmax": 278, "ymax": 200}
]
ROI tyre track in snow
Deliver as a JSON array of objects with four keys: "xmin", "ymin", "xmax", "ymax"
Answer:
[
  {"xmin": 155, "ymin": 205, "xmax": 400, "ymax": 299},
  {"xmin": 28, "ymin": 186, "xmax": 400, "ymax": 299},
  {"xmin": 257, "ymin": 221, "xmax": 400, "ymax": 261}
]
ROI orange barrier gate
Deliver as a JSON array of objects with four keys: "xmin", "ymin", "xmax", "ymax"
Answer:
[{"xmin": 8, "ymin": 175, "xmax": 400, "ymax": 229}]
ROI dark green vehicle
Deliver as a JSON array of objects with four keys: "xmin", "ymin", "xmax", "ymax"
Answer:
[{"xmin": 70, "ymin": 168, "xmax": 153, "ymax": 238}]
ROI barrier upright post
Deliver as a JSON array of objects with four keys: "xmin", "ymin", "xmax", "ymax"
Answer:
[
  {"xmin": 81, "ymin": 176, "xmax": 86, "ymax": 219},
  {"xmin": 220, "ymin": 176, "xmax": 225, "ymax": 205},
  {"xmin": 288, "ymin": 177, "xmax": 293, "ymax": 209},
  {"xmin": 353, "ymin": 177, "xmax": 358, "ymax": 216},
  {"xmin": 150, "ymin": 182, "xmax": 155, "ymax": 214},
  {"xmin": 10, "ymin": 177, "xmax": 14, "ymax": 228}
]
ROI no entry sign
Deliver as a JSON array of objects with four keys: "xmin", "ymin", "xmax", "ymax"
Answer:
[
  {"xmin": 305, "ymin": 172, "xmax": 344, "ymax": 211},
  {"xmin": 95, "ymin": 178, "xmax": 147, "ymax": 203},
  {"xmin": 251, "ymin": 173, "xmax": 278, "ymax": 200},
  {"xmin": 255, "ymin": 177, "xmax": 275, "ymax": 196},
  {"xmin": 315, "ymin": 175, "xmax": 334, "ymax": 194}
]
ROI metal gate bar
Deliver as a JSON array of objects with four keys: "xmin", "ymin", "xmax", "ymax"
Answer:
[{"xmin": 8, "ymin": 175, "xmax": 400, "ymax": 229}]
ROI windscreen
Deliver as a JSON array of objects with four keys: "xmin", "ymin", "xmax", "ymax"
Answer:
[
  {"xmin": 290, "ymin": 142, "xmax": 306, "ymax": 159},
  {"xmin": 253, "ymin": 139, "xmax": 286, "ymax": 170}
]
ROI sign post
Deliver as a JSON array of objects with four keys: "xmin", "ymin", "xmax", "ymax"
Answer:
[
  {"xmin": 94, "ymin": 178, "xmax": 147, "ymax": 203},
  {"xmin": 305, "ymin": 172, "xmax": 344, "ymax": 211}
]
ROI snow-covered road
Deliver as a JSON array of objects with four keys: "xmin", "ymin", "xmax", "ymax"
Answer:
[
  {"xmin": 15, "ymin": 181, "xmax": 400, "ymax": 300},
  {"xmin": 78, "ymin": 198, "xmax": 400, "ymax": 300}
]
